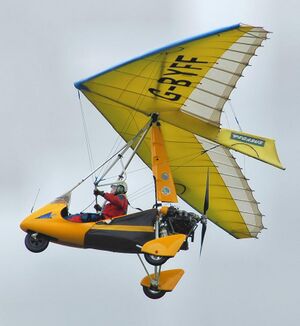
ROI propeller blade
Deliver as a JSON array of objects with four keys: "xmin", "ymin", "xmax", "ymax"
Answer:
[
  {"xmin": 199, "ymin": 218, "xmax": 207, "ymax": 257},
  {"xmin": 203, "ymin": 169, "xmax": 209, "ymax": 215},
  {"xmin": 200, "ymin": 169, "xmax": 209, "ymax": 257}
]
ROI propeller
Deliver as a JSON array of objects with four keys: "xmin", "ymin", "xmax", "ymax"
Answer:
[{"xmin": 199, "ymin": 169, "xmax": 209, "ymax": 257}]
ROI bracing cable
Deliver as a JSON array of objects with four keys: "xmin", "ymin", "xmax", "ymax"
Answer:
[
  {"xmin": 96, "ymin": 112, "xmax": 137, "ymax": 179},
  {"xmin": 127, "ymin": 184, "xmax": 153, "ymax": 201},
  {"xmin": 224, "ymin": 110, "xmax": 231, "ymax": 129},
  {"xmin": 228, "ymin": 101, "xmax": 246, "ymax": 173},
  {"xmin": 78, "ymin": 91, "xmax": 95, "ymax": 179},
  {"xmin": 229, "ymin": 101, "xmax": 243, "ymax": 132},
  {"xmin": 81, "ymin": 199, "xmax": 96, "ymax": 212}
]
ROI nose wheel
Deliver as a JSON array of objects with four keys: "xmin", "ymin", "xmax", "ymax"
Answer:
[{"xmin": 25, "ymin": 233, "xmax": 49, "ymax": 253}]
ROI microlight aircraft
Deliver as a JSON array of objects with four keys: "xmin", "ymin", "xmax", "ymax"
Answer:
[{"xmin": 20, "ymin": 24, "xmax": 284, "ymax": 299}]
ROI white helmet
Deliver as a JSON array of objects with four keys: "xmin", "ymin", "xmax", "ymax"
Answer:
[{"xmin": 111, "ymin": 181, "xmax": 128, "ymax": 194}]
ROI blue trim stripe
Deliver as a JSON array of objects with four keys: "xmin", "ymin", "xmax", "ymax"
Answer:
[
  {"xmin": 74, "ymin": 24, "xmax": 241, "ymax": 90},
  {"xmin": 36, "ymin": 212, "xmax": 52, "ymax": 219}
]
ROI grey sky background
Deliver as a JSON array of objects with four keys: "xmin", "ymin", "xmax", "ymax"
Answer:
[{"xmin": 1, "ymin": 0, "xmax": 299, "ymax": 325}]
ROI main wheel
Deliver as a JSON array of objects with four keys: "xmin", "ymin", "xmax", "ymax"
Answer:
[
  {"xmin": 25, "ymin": 233, "xmax": 49, "ymax": 253},
  {"xmin": 143, "ymin": 286, "xmax": 166, "ymax": 299},
  {"xmin": 144, "ymin": 253, "xmax": 169, "ymax": 266}
]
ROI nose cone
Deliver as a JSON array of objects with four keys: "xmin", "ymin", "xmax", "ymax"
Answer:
[
  {"xmin": 20, "ymin": 213, "xmax": 35, "ymax": 232},
  {"xmin": 19, "ymin": 203, "xmax": 57, "ymax": 233},
  {"xmin": 20, "ymin": 193, "xmax": 71, "ymax": 234},
  {"xmin": 20, "ymin": 218, "xmax": 26, "ymax": 231}
]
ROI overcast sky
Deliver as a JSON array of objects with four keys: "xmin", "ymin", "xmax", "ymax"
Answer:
[{"xmin": 1, "ymin": 0, "xmax": 299, "ymax": 325}]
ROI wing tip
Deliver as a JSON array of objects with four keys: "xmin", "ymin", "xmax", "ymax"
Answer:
[{"xmin": 74, "ymin": 81, "xmax": 89, "ymax": 91}]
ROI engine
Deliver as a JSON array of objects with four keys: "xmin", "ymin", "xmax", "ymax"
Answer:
[{"xmin": 160, "ymin": 206, "xmax": 200, "ymax": 237}]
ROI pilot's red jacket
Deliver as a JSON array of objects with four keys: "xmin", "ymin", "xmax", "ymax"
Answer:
[{"xmin": 102, "ymin": 193, "xmax": 128, "ymax": 219}]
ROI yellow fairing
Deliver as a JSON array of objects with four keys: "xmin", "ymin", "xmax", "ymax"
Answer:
[
  {"xmin": 75, "ymin": 24, "xmax": 282, "ymax": 238},
  {"xmin": 141, "ymin": 269, "xmax": 184, "ymax": 291},
  {"xmin": 20, "ymin": 199, "xmax": 93, "ymax": 247},
  {"xmin": 141, "ymin": 234, "xmax": 186, "ymax": 257},
  {"xmin": 151, "ymin": 124, "xmax": 178, "ymax": 203},
  {"xmin": 91, "ymin": 224, "xmax": 153, "ymax": 232}
]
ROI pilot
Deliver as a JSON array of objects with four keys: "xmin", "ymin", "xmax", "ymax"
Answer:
[
  {"xmin": 66, "ymin": 182, "xmax": 128, "ymax": 223},
  {"xmin": 94, "ymin": 181, "xmax": 128, "ymax": 219}
]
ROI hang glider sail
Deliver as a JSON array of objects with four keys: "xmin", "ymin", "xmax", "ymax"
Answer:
[{"xmin": 74, "ymin": 24, "xmax": 284, "ymax": 239}]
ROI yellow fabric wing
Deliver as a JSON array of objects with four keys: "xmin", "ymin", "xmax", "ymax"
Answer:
[{"xmin": 75, "ymin": 24, "xmax": 272, "ymax": 238}]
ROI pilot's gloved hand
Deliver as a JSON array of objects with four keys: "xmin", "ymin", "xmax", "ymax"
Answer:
[
  {"xmin": 94, "ymin": 189, "xmax": 105, "ymax": 197},
  {"xmin": 94, "ymin": 204, "xmax": 102, "ymax": 212}
]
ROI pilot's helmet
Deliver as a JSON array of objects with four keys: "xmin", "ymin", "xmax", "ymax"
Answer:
[{"xmin": 111, "ymin": 181, "xmax": 127, "ymax": 195}]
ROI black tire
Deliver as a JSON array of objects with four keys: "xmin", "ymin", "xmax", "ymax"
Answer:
[
  {"xmin": 25, "ymin": 233, "xmax": 49, "ymax": 253},
  {"xmin": 144, "ymin": 253, "xmax": 169, "ymax": 266},
  {"xmin": 143, "ymin": 286, "xmax": 166, "ymax": 299}
]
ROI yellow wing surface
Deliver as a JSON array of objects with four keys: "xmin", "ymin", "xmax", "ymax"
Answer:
[{"xmin": 75, "ymin": 24, "xmax": 283, "ymax": 238}]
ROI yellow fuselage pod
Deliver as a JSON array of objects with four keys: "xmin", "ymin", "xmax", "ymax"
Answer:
[
  {"xmin": 20, "ymin": 202, "xmax": 94, "ymax": 248},
  {"xmin": 20, "ymin": 204, "xmax": 157, "ymax": 252},
  {"xmin": 151, "ymin": 123, "xmax": 178, "ymax": 203},
  {"xmin": 141, "ymin": 269, "xmax": 184, "ymax": 292}
]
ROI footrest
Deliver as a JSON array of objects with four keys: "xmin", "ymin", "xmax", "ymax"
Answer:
[
  {"xmin": 141, "ymin": 269, "xmax": 184, "ymax": 291},
  {"xmin": 141, "ymin": 234, "xmax": 186, "ymax": 257}
]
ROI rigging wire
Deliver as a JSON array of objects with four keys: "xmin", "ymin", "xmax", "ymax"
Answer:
[
  {"xmin": 126, "ymin": 166, "xmax": 148, "ymax": 175},
  {"xmin": 130, "ymin": 188, "xmax": 154, "ymax": 202},
  {"xmin": 228, "ymin": 101, "xmax": 246, "ymax": 174},
  {"xmin": 224, "ymin": 110, "xmax": 231, "ymax": 129},
  {"xmin": 80, "ymin": 199, "xmax": 96, "ymax": 212},
  {"xmin": 96, "ymin": 113, "xmax": 137, "ymax": 179},
  {"xmin": 127, "ymin": 183, "xmax": 153, "ymax": 200},
  {"xmin": 97, "ymin": 133, "xmax": 123, "ymax": 177},
  {"xmin": 78, "ymin": 91, "xmax": 95, "ymax": 180},
  {"xmin": 229, "ymin": 101, "xmax": 243, "ymax": 132},
  {"xmin": 98, "ymin": 166, "xmax": 149, "ymax": 183}
]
